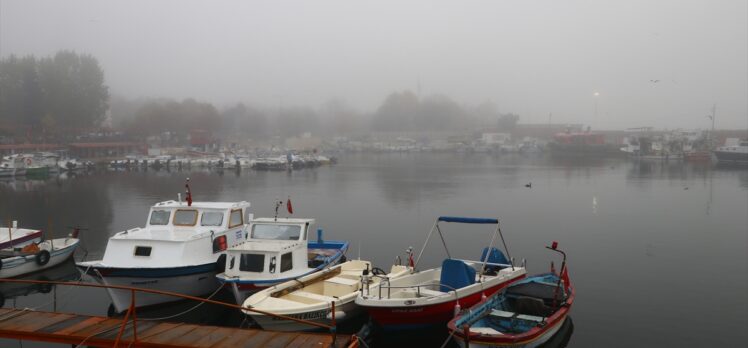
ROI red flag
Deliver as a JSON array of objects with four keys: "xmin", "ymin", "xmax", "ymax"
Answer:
[
  {"xmin": 185, "ymin": 179, "xmax": 193, "ymax": 206},
  {"xmin": 286, "ymin": 197, "xmax": 293, "ymax": 214},
  {"xmin": 561, "ymin": 267, "xmax": 571, "ymax": 287}
]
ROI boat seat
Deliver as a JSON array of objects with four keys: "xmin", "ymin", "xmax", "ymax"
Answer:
[
  {"xmin": 290, "ymin": 290, "xmax": 335, "ymax": 303},
  {"xmin": 490, "ymin": 309, "xmax": 545, "ymax": 323},
  {"xmin": 440, "ymin": 259, "xmax": 476, "ymax": 292},
  {"xmin": 514, "ymin": 296, "xmax": 553, "ymax": 317},
  {"xmin": 480, "ymin": 247, "xmax": 509, "ymax": 274},
  {"xmin": 323, "ymin": 277, "xmax": 358, "ymax": 297}
]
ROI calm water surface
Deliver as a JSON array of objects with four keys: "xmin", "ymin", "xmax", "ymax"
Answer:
[{"xmin": 1, "ymin": 153, "xmax": 747, "ymax": 347}]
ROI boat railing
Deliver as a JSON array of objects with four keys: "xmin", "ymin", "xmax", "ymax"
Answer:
[
  {"xmin": 375, "ymin": 281, "xmax": 460, "ymax": 301},
  {"xmin": 0, "ymin": 277, "xmax": 340, "ymax": 346}
]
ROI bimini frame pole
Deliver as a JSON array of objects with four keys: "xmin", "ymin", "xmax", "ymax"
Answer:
[
  {"xmin": 435, "ymin": 224, "xmax": 452, "ymax": 260},
  {"xmin": 497, "ymin": 223, "xmax": 514, "ymax": 271},
  {"xmin": 479, "ymin": 220, "xmax": 502, "ymax": 279},
  {"xmin": 414, "ymin": 218, "xmax": 440, "ymax": 270}
]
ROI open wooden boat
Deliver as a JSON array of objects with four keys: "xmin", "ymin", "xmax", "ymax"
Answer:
[
  {"xmin": 0, "ymin": 237, "xmax": 80, "ymax": 278},
  {"xmin": 448, "ymin": 242, "xmax": 574, "ymax": 348},
  {"xmin": 243, "ymin": 260, "xmax": 410, "ymax": 331},
  {"xmin": 355, "ymin": 216, "xmax": 527, "ymax": 330}
]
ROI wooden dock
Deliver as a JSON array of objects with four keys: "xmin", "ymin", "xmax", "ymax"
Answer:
[{"xmin": 0, "ymin": 308, "xmax": 353, "ymax": 347}]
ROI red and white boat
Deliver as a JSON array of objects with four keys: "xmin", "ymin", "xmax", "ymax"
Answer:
[{"xmin": 355, "ymin": 216, "xmax": 526, "ymax": 330}]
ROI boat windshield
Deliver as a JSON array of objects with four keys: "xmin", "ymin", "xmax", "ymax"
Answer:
[
  {"xmin": 251, "ymin": 224, "xmax": 301, "ymax": 240},
  {"xmin": 149, "ymin": 210, "xmax": 171, "ymax": 225}
]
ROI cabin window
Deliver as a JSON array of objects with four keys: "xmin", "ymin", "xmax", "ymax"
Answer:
[
  {"xmin": 251, "ymin": 224, "xmax": 301, "ymax": 241},
  {"xmin": 134, "ymin": 246, "xmax": 152, "ymax": 256},
  {"xmin": 201, "ymin": 212, "xmax": 224, "ymax": 226},
  {"xmin": 149, "ymin": 210, "xmax": 170, "ymax": 225},
  {"xmin": 173, "ymin": 209, "xmax": 198, "ymax": 226},
  {"xmin": 229, "ymin": 209, "xmax": 243, "ymax": 228},
  {"xmin": 281, "ymin": 252, "xmax": 293, "ymax": 272},
  {"xmin": 229, "ymin": 256, "xmax": 235, "ymax": 269},
  {"xmin": 239, "ymin": 254, "xmax": 265, "ymax": 272}
]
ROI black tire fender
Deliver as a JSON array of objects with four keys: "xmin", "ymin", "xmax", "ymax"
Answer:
[{"xmin": 35, "ymin": 250, "xmax": 51, "ymax": 266}]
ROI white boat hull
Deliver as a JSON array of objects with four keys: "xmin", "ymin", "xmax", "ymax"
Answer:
[
  {"xmin": 0, "ymin": 239, "xmax": 79, "ymax": 278},
  {"xmin": 252, "ymin": 299, "xmax": 361, "ymax": 332},
  {"xmin": 87, "ymin": 267, "xmax": 220, "ymax": 313}
]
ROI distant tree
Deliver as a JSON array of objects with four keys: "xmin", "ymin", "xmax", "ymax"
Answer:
[
  {"xmin": 497, "ymin": 113, "xmax": 520, "ymax": 131},
  {"xmin": 418, "ymin": 94, "xmax": 463, "ymax": 131},
  {"xmin": 372, "ymin": 90, "xmax": 419, "ymax": 131},
  {"xmin": 38, "ymin": 51, "xmax": 109, "ymax": 132},
  {"xmin": 274, "ymin": 107, "xmax": 319, "ymax": 138},
  {"xmin": 321, "ymin": 98, "xmax": 360, "ymax": 135}
]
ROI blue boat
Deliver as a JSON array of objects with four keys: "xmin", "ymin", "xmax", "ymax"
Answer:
[{"xmin": 448, "ymin": 242, "xmax": 574, "ymax": 348}]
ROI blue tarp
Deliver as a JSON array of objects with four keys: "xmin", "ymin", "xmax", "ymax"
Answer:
[{"xmin": 438, "ymin": 216, "xmax": 499, "ymax": 224}]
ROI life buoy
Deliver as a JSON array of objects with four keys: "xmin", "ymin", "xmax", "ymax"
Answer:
[
  {"xmin": 25, "ymin": 158, "xmax": 32, "ymax": 166},
  {"xmin": 35, "ymin": 250, "xmax": 50, "ymax": 266}
]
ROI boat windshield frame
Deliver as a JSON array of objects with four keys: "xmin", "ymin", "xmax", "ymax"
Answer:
[
  {"xmin": 250, "ymin": 223, "xmax": 303, "ymax": 241},
  {"xmin": 414, "ymin": 216, "xmax": 514, "ymax": 278}
]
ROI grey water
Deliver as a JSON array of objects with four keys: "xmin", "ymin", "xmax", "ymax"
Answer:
[{"xmin": 1, "ymin": 153, "xmax": 747, "ymax": 347}]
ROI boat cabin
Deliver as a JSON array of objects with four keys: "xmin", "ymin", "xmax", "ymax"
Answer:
[
  {"xmin": 101, "ymin": 200, "xmax": 251, "ymax": 268},
  {"xmin": 222, "ymin": 218, "xmax": 316, "ymax": 280}
]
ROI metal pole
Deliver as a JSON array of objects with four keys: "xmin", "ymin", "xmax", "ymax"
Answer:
[
  {"xmin": 479, "ymin": 222, "xmax": 501, "ymax": 280},
  {"xmin": 330, "ymin": 301, "xmax": 336, "ymax": 346},
  {"xmin": 414, "ymin": 219, "xmax": 439, "ymax": 270},
  {"xmin": 435, "ymin": 224, "xmax": 451, "ymax": 260},
  {"xmin": 497, "ymin": 224, "xmax": 514, "ymax": 270}
]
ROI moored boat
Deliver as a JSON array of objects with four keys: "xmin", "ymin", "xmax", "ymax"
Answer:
[
  {"xmin": 0, "ymin": 222, "xmax": 43, "ymax": 249},
  {"xmin": 77, "ymin": 180, "xmax": 251, "ymax": 313},
  {"xmin": 448, "ymin": 242, "xmax": 574, "ymax": 348},
  {"xmin": 243, "ymin": 259, "xmax": 410, "ymax": 331},
  {"xmin": 355, "ymin": 216, "xmax": 527, "ymax": 331},
  {"xmin": 0, "ymin": 236, "xmax": 80, "ymax": 278},
  {"xmin": 713, "ymin": 138, "xmax": 748, "ymax": 165},
  {"xmin": 216, "ymin": 215, "xmax": 349, "ymax": 304}
]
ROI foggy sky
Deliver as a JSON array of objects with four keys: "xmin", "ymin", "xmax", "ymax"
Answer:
[{"xmin": 1, "ymin": 0, "xmax": 746, "ymax": 129}]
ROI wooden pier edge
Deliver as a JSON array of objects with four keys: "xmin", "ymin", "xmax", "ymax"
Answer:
[{"xmin": 0, "ymin": 308, "xmax": 355, "ymax": 348}]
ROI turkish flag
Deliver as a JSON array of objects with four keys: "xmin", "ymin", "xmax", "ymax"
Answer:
[{"xmin": 287, "ymin": 197, "xmax": 293, "ymax": 214}]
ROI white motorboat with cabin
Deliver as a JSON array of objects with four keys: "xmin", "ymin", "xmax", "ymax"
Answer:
[
  {"xmin": 77, "ymin": 181, "xmax": 251, "ymax": 313},
  {"xmin": 713, "ymin": 138, "xmax": 748, "ymax": 164},
  {"xmin": 355, "ymin": 216, "xmax": 527, "ymax": 330},
  {"xmin": 243, "ymin": 259, "xmax": 410, "ymax": 332},
  {"xmin": 216, "ymin": 216, "xmax": 349, "ymax": 304}
]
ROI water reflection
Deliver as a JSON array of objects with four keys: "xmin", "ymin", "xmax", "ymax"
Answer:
[{"xmin": 0, "ymin": 259, "xmax": 79, "ymax": 308}]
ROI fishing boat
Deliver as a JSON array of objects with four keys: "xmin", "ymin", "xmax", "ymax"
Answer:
[
  {"xmin": 355, "ymin": 216, "xmax": 527, "ymax": 331},
  {"xmin": 216, "ymin": 209, "xmax": 349, "ymax": 304},
  {"xmin": 0, "ymin": 222, "xmax": 43, "ymax": 249},
  {"xmin": 0, "ymin": 155, "xmax": 27, "ymax": 177},
  {"xmin": 77, "ymin": 180, "xmax": 251, "ymax": 313},
  {"xmin": 448, "ymin": 242, "xmax": 574, "ymax": 348},
  {"xmin": 0, "ymin": 234, "xmax": 80, "ymax": 278},
  {"xmin": 243, "ymin": 259, "xmax": 410, "ymax": 331}
]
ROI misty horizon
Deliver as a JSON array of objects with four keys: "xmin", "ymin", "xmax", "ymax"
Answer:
[{"xmin": 1, "ymin": 0, "xmax": 746, "ymax": 130}]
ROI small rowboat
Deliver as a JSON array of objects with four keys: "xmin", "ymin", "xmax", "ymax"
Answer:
[
  {"xmin": 243, "ymin": 260, "xmax": 410, "ymax": 332},
  {"xmin": 448, "ymin": 242, "xmax": 574, "ymax": 348},
  {"xmin": 0, "ymin": 237, "xmax": 80, "ymax": 278}
]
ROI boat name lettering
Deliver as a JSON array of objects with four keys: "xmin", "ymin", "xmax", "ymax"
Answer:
[
  {"xmin": 131, "ymin": 280, "xmax": 158, "ymax": 285},
  {"xmin": 272, "ymin": 309, "xmax": 328, "ymax": 321},
  {"xmin": 392, "ymin": 308, "xmax": 423, "ymax": 313}
]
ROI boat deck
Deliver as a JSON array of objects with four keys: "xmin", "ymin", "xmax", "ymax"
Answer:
[{"xmin": 0, "ymin": 308, "xmax": 351, "ymax": 347}]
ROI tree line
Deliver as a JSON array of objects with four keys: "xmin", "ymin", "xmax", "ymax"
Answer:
[
  {"xmin": 111, "ymin": 91, "xmax": 518, "ymax": 142},
  {"xmin": 0, "ymin": 51, "xmax": 109, "ymax": 139}
]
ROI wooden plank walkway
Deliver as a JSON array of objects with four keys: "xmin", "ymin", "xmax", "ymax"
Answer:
[{"xmin": 0, "ymin": 308, "xmax": 352, "ymax": 347}]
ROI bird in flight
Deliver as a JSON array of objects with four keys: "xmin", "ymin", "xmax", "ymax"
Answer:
[{"xmin": 650, "ymin": 79, "xmax": 660, "ymax": 83}]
